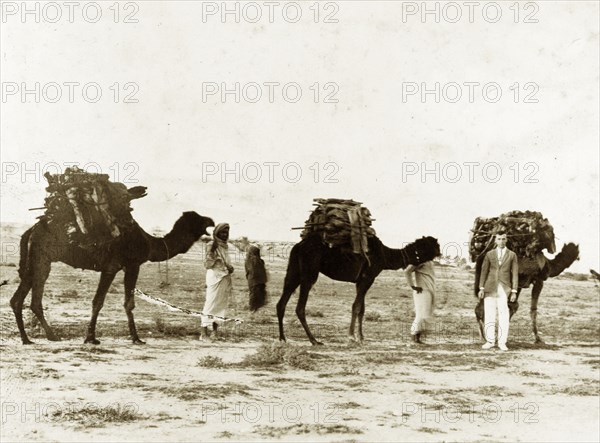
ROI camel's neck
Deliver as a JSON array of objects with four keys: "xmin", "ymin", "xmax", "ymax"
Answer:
[
  {"xmin": 146, "ymin": 230, "xmax": 197, "ymax": 262},
  {"xmin": 548, "ymin": 244, "xmax": 579, "ymax": 277},
  {"xmin": 382, "ymin": 245, "xmax": 409, "ymax": 270}
]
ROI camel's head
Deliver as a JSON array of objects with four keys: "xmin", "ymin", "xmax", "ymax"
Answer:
[
  {"xmin": 550, "ymin": 242, "xmax": 580, "ymax": 272},
  {"xmin": 405, "ymin": 236, "xmax": 441, "ymax": 266},
  {"xmin": 559, "ymin": 242, "xmax": 580, "ymax": 262},
  {"xmin": 175, "ymin": 212, "xmax": 215, "ymax": 240}
]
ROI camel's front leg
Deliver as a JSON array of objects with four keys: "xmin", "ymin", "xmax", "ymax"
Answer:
[
  {"xmin": 348, "ymin": 299, "xmax": 359, "ymax": 342},
  {"xmin": 356, "ymin": 297, "xmax": 366, "ymax": 343},
  {"xmin": 530, "ymin": 280, "xmax": 544, "ymax": 344},
  {"xmin": 348, "ymin": 298, "xmax": 367, "ymax": 343},
  {"xmin": 276, "ymin": 298, "xmax": 289, "ymax": 343},
  {"xmin": 85, "ymin": 271, "xmax": 117, "ymax": 344},
  {"xmin": 123, "ymin": 265, "xmax": 144, "ymax": 344}
]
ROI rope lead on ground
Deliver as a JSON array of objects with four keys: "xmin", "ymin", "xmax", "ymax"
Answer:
[{"xmin": 134, "ymin": 288, "xmax": 244, "ymax": 324}]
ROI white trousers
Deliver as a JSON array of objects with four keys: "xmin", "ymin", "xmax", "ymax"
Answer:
[
  {"xmin": 411, "ymin": 289, "xmax": 434, "ymax": 335},
  {"xmin": 201, "ymin": 272, "xmax": 232, "ymax": 327},
  {"xmin": 483, "ymin": 285, "xmax": 510, "ymax": 346}
]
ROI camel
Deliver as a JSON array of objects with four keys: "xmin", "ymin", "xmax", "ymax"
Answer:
[
  {"xmin": 474, "ymin": 243, "xmax": 579, "ymax": 344},
  {"xmin": 10, "ymin": 211, "xmax": 214, "ymax": 345},
  {"xmin": 276, "ymin": 234, "xmax": 441, "ymax": 345}
]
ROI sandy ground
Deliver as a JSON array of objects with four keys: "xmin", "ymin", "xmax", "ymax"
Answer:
[{"xmin": 1, "ymin": 241, "xmax": 599, "ymax": 442}]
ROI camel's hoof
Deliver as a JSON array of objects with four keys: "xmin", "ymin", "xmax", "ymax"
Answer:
[
  {"xmin": 133, "ymin": 339, "xmax": 146, "ymax": 345},
  {"xmin": 535, "ymin": 337, "xmax": 545, "ymax": 345},
  {"xmin": 311, "ymin": 340, "xmax": 324, "ymax": 346},
  {"xmin": 22, "ymin": 339, "xmax": 34, "ymax": 345},
  {"xmin": 47, "ymin": 335, "xmax": 61, "ymax": 342},
  {"xmin": 84, "ymin": 338, "xmax": 101, "ymax": 345},
  {"xmin": 279, "ymin": 337, "xmax": 287, "ymax": 343}
]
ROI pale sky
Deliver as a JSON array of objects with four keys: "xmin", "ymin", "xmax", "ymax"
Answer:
[{"xmin": 1, "ymin": 1, "xmax": 598, "ymax": 272}]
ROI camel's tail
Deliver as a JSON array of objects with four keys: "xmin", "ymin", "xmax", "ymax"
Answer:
[
  {"xmin": 548, "ymin": 243, "xmax": 579, "ymax": 277},
  {"xmin": 280, "ymin": 242, "xmax": 302, "ymax": 295},
  {"xmin": 17, "ymin": 227, "xmax": 34, "ymax": 280}
]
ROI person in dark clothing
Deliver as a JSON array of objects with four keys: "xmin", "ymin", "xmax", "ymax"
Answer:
[{"xmin": 245, "ymin": 245, "xmax": 268, "ymax": 311}]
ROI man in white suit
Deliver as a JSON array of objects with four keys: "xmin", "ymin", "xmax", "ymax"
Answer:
[{"xmin": 478, "ymin": 232, "xmax": 519, "ymax": 351}]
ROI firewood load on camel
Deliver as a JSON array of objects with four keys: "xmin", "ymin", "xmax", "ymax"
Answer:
[
  {"xmin": 299, "ymin": 198, "xmax": 376, "ymax": 258},
  {"xmin": 12, "ymin": 166, "xmax": 214, "ymax": 345},
  {"xmin": 39, "ymin": 166, "xmax": 147, "ymax": 250},
  {"xmin": 469, "ymin": 210, "xmax": 557, "ymax": 264}
]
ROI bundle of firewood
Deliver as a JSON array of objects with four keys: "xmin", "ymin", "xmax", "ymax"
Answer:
[
  {"xmin": 41, "ymin": 166, "xmax": 146, "ymax": 247},
  {"xmin": 300, "ymin": 198, "xmax": 376, "ymax": 254},
  {"xmin": 469, "ymin": 210, "xmax": 556, "ymax": 261}
]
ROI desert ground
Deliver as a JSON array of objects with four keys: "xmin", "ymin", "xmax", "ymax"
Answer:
[{"xmin": 1, "ymin": 228, "xmax": 599, "ymax": 442}]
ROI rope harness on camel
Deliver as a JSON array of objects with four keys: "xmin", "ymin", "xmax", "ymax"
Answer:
[{"xmin": 134, "ymin": 288, "xmax": 244, "ymax": 324}]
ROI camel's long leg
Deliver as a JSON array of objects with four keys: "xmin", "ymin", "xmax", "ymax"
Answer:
[
  {"xmin": 84, "ymin": 271, "xmax": 117, "ymax": 344},
  {"xmin": 29, "ymin": 258, "xmax": 59, "ymax": 341},
  {"xmin": 474, "ymin": 256, "xmax": 486, "ymax": 342},
  {"xmin": 295, "ymin": 276, "xmax": 321, "ymax": 345},
  {"xmin": 10, "ymin": 278, "xmax": 34, "ymax": 344},
  {"xmin": 350, "ymin": 277, "xmax": 375, "ymax": 342},
  {"xmin": 349, "ymin": 300, "xmax": 358, "ymax": 340},
  {"xmin": 530, "ymin": 280, "xmax": 544, "ymax": 344},
  {"xmin": 348, "ymin": 281, "xmax": 361, "ymax": 340},
  {"xmin": 474, "ymin": 299, "xmax": 485, "ymax": 342},
  {"xmin": 123, "ymin": 265, "xmax": 144, "ymax": 344},
  {"xmin": 276, "ymin": 270, "xmax": 301, "ymax": 342}
]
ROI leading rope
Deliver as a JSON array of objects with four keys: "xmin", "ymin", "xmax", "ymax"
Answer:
[{"xmin": 134, "ymin": 288, "xmax": 244, "ymax": 324}]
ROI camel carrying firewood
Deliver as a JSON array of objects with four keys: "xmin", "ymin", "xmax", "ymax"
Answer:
[
  {"xmin": 10, "ymin": 168, "xmax": 214, "ymax": 345},
  {"xmin": 276, "ymin": 199, "xmax": 441, "ymax": 345},
  {"xmin": 470, "ymin": 211, "xmax": 579, "ymax": 344}
]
